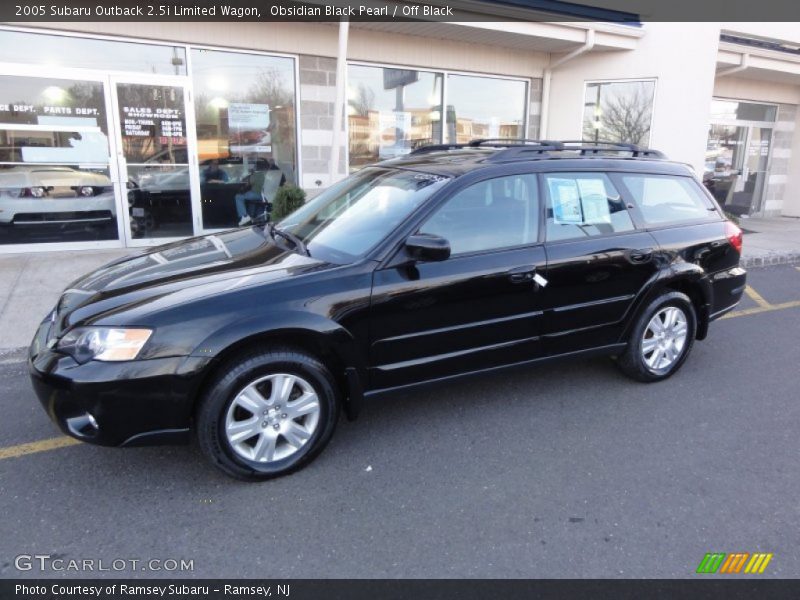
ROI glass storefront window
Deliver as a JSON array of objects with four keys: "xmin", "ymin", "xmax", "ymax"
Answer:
[
  {"xmin": 582, "ymin": 80, "xmax": 656, "ymax": 147},
  {"xmin": 0, "ymin": 75, "xmax": 118, "ymax": 245},
  {"xmin": 444, "ymin": 74, "xmax": 527, "ymax": 144},
  {"xmin": 347, "ymin": 65, "xmax": 443, "ymax": 171},
  {"xmin": 0, "ymin": 30, "xmax": 186, "ymax": 75},
  {"xmin": 191, "ymin": 48, "xmax": 297, "ymax": 229},
  {"xmin": 710, "ymin": 99, "xmax": 777, "ymax": 123}
]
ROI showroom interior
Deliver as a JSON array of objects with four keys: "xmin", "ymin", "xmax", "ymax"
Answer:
[{"xmin": 1, "ymin": 15, "xmax": 799, "ymax": 253}]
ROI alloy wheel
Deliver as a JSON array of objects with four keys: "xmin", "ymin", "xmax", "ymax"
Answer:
[
  {"xmin": 641, "ymin": 306, "xmax": 688, "ymax": 371},
  {"xmin": 224, "ymin": 373, "xmax": 321, "ymax": 463}
]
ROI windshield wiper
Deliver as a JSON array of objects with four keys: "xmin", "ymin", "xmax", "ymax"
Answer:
[{"xmin": 268, "ymin": 222, "xmax": 310, "ymax": 256}]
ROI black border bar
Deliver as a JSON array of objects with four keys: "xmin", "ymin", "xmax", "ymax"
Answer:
[
  {"xmin": 1, "ymin": 0, "xmax": 799, "ymax": 22},
  {"xmin": 3, "ymin": 580, "xmax": 800, "ymax": 600}
]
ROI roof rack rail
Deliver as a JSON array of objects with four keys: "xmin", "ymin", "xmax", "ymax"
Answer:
[
  {"xmin": 409, "ymin": 139, "xmax": 666, "ymax": 160},
  {"xmin": 467, "ymin": 138, "xmax": 560, "ymax": 147},
  {"xmin": 409, "ymin": 143, "xmax": 472, "ymax": 155},
  {"xmin": 549, "ymin": 140, "xmax": 665, "ymax": 158},
  {"xmin": 486, "ymin": 140, "xmax": 666, "ymax": 162}
]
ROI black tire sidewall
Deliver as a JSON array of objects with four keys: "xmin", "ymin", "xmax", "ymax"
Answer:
[
  {"xmin": 623, "ymin": 291, "xmax": 697, "ymax": 382},
  {"xmin": 198, "ymin": 350, "xmax": 339, "ymax": 480}
]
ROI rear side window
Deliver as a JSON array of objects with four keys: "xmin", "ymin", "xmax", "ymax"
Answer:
[
  {"xmin": 544, "ymin": 172, "xmax": 634, "ymax": 241},
  {"xmin": 620, "ymin": 174, "xmax": 717, "ymax": 225}
]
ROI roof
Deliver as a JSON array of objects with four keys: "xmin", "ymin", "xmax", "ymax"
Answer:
[{"xmin": 378, "ymin": 140, "xmax": 693, "ymax": 178}]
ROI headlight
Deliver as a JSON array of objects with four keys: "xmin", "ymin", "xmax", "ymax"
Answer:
[{"xmin": 57, "ymin": 327, "xmax": 152, "ymax": 363}]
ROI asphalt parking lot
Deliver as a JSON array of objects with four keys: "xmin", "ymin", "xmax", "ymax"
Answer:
[{"xmin": 1, "ymin": 265, "xmax": 799, "ymax": 579}]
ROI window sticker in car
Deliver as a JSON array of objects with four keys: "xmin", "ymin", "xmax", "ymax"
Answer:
[
  {"xmin": 548, "ymin": 178, "xmax": 583, "ymax": 224},
  {"xmin": 576, "ymin": 178, "xmax": 612, "ymax": 224}
]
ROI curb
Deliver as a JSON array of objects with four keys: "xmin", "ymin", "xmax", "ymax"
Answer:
[
  {"xmin": 0, "ymin": 347, "xmax": 27, "ymax": 365},
  {"xmin": 740, "ymin": 252, "xmax": 800, "ymax": 269}
]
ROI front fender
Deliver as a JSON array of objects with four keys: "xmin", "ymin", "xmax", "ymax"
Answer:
[{"xmin": 190, "ymin": 310, "xmax": 367, "ymax": 419}]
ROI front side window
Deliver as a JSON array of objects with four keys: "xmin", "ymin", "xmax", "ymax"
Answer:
[
  {"xmin": 544, "ymin": 172, "xmax": 634, "ymax": 241},
  {"xmin": 583, "ymin": 80, "xmax": 656, "ymax": 148},
  {"xmin": 620, "ymin": 174, "xmax": 717, "ymax": 225},
  {"xmin": 420, "ymin": 174, "xmax": 539, "ymax": 255},
  {"xmin": 279, "ymin": 168, "xmax": 449, "ymax": 263}
]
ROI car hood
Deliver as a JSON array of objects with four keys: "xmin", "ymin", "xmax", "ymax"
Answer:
[{"xmin": 53, "ymin": 227, "xmax": 329, "ymax": 331}]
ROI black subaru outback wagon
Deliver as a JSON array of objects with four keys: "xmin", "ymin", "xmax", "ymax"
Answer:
[{"xmin": 29, "ymin": 140, "xmax": 747, "ymax": 480}]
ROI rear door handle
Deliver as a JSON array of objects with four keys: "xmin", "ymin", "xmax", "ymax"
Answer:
[
  {"xmin": 508, "ymin": 266, "xmax": 536, "ymax": 283},
  {"xmin": 628, "ymin": 248, "xmax": 653, "ymax": 264}
]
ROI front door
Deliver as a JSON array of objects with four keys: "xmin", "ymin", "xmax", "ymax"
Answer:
[
  {"xmin": 369, "ymin": 172, "xmax": 545, "ymax": 391},
  {"xmin": 108, "ymin": 76, "xmax": 200, "ymax": 246},
  {"xmin": 539, "ymin": 171, "xmax": 660, "ymax": 355}
]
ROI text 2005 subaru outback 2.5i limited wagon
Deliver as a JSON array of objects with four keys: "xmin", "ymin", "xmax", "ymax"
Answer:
[{"xmin": 29, "ymin": 140, "xmax": 747, "ymax": 480}]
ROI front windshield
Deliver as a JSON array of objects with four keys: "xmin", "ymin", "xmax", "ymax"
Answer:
[{"xmin": 278, "ymin": 167, "xmax": 449, "ymax": 263}]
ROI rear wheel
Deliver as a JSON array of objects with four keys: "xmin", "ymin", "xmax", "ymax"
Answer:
[
  {"xmin": 197, "ymin": 347, "xmax": 340, "ymax": 480},
  {"xmin": 617, "ymin": 291, "xmax": 696, "ymax": 382}
]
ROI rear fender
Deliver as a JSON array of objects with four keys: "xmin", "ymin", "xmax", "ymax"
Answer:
[{"xmin": 620, "ymin": 264, "xmax": 712, "ymax": 343}]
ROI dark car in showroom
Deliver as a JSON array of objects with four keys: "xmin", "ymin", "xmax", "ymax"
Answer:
[{"xmin": 29, "ymin": 140, "xmax": 747, "ymax": 480}]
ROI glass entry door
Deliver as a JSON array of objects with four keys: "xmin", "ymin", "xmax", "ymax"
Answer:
[
  {"xmin": 109, "ymin": 76, "xmax": 199, "ymax": 245},
  {"xmin": 706, "ymin": 100, "xmax": 776, "ymax": 217}
]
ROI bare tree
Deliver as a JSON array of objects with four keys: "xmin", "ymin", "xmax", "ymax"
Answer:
[
  {"xmin": 247, "ymin": 68, "xmax": 294, "ymax": 107},
  {"xmin": 583, "ymin": 85, "xmax": 652, "ymax": 147},
  {"xmin": 349, "ymin": 84, "xmax": 375, "ymax": 117}
]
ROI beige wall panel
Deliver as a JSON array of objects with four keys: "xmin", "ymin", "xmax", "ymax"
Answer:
[
  {"xmin": 347, "ymin": 28, "xmax": 548, "ymax": 77},
  {"xmin": 714, "ymin": 76, "xmax": 800, "ymax": 106},
  {"xmin": 16, "ymin": 21, "xmax": 547, "ymax": 78}
]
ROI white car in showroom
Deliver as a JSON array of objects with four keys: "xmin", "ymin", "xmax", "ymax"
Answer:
[{"xmin": 0, "ymin": 165, "xmax": 115, "ymax": 225}]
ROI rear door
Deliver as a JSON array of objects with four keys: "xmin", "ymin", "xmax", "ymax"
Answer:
[
  {"xmin": 540, "ymin": 171, "xmax": 660, "ymax": 354},
  {"xmin": 613, "ymin": 172, "xmax": 743, "ymax": 316},
  {"xmin": 369, "ymin": 171, "xmax": 545, "ymax": 391}
]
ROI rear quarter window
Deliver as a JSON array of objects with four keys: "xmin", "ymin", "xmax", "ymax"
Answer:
[{"xmin": 620, "ymin": 174, "xmax": 718, "ymax": 226}]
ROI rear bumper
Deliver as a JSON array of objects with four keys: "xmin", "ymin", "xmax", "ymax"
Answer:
[
  {"xmin": 710, "ymin": 266, "xmax": 747, "ymax": 320},
  {"xmin": 28, "ymin": 319, "xmax": 211, "ymax": 447}
]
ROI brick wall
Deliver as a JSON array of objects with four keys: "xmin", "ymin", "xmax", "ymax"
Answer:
[
  {"xmin": 527, "ymin": 78, "xmax": 543, "ymax": 140},
  {"xmin": 298, "ymin": 55, "xmax": 346, "ymax": 197},
  {"xmin": 763, "ymin": 103, "xmax": 797, "ymax": 216}
]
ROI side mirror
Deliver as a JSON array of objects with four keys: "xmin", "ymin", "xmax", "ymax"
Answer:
[{"xmin": 405, "ymin": 233, "xmax": 450, "ymax": 262}]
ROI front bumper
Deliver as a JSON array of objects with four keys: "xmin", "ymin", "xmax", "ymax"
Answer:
[{"xmin": 29, "ymin": 318, "xmax": 211, "ymax": 447}]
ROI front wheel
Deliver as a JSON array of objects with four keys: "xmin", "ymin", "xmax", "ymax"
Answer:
[
  {"xmin": 617, "ymin": 291, "xmax": 696, "ymax": 383},
  {"xmin": 196, "ymin": 347, "xmax": 340, "ymax": 480}
]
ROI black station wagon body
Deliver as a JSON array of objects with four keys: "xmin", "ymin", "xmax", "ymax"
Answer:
[{"xmin": 29, "ymin": 140, "xmax": 747, "ymax": 479}]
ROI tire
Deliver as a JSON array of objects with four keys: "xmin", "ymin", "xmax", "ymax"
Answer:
[
  {"xmin": 617, "ymin": 291, "xmax": 696, "ymax": 383},
  {"xmin": 196, "ymin": 347, "xmax": 340, "ymax": 481}
]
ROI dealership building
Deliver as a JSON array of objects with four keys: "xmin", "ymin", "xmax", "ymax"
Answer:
[{"xmin": 1, "ymin": 8, "xmax": 800, "ymax": 252}]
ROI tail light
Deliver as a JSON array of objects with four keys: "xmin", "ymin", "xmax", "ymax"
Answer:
[{"xmin": 725, "ymin": 220, "xmax": 743, "ymax": 254}]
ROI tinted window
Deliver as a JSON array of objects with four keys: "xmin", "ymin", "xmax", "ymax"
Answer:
[
  {"xmin": 544, "ymin": 173, "xmax": 634, "ymax": 241},
  {"xmin": 621, "ymin": 174, "xmax": 717, "ymax": 225},
  {"xmin": 420, "ymin": 174, "xmax": 539, "ymax": 255}
]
